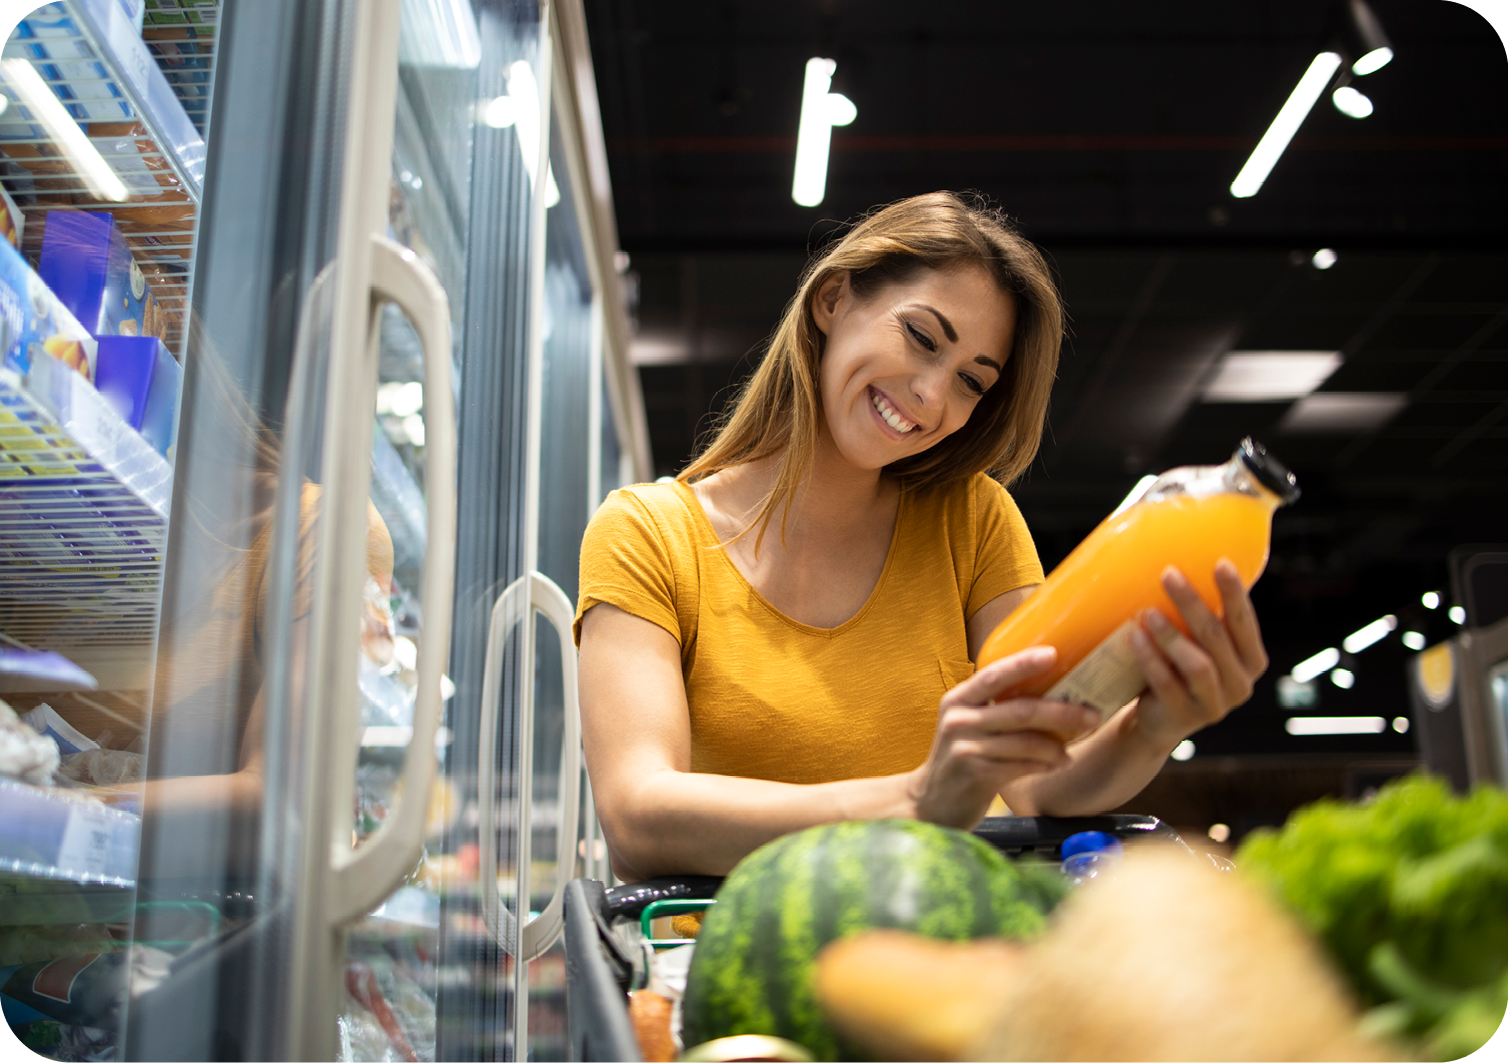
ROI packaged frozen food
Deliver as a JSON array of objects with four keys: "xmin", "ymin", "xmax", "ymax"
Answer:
[
  {"xmin": 93, "ymin": 334, "xmax": 180, "ymax": 456},
  {"xmin": 57, "ymin": 748, "xmax": 145, "ymax": 788},
  {"xmin": 0, "ymin": 233, "xmax": 97, "ymax": 381},
  {"xmin": 37, "ymin": 211, "xmax": 161, "ymax": 341},
  {"xmin": 21, "ymin": 704, "xmax": 98, "ymax": 757},
  {"xmin": 977, "ymin": 437, "xmax": 1300, "ymax": 722},
  {"xmin": 0, "ymin": 698, "xmax": 60, "ymax": 784},
  {"xmin": 0, "ymin": 181, "xmax": 24, "ymax": 249}
]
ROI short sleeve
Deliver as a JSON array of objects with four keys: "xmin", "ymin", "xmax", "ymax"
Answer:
[
  {"xmin": 966, "ymin": 476, "xmax": 1045, "ymax": 619},
  {"xmin": 574, "ymin": 488, "xmax": 684, "ymax": 648}
]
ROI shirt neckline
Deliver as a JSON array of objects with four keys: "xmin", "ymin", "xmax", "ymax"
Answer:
[{"xmin": 670, "ymin": 478, "xmax": 907, "ymax": 638}]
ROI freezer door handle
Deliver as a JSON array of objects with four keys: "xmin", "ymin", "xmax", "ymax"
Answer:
[
  {"xmin": 327, "ymin": 234, "xmax": 458, "ymax": 922},
  {"xmin": 476, "ymin": 570, "xmax": 584, "ymax": 960}
]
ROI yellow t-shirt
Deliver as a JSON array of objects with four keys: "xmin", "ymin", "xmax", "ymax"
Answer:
[{"xmin": 573, "ymin": 474, "xmax": 1043, "ymax": 785}]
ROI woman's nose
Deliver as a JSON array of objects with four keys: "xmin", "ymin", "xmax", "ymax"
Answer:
[{"xmin": 910, "ymin": 364, "xmax": 949, "ymax": 408}]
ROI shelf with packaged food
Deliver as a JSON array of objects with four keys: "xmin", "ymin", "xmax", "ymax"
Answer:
[
  {"xmin": 0, "ymin": 776, "xmax": 139, "ymax": 897},
  {"xmin": 0, "ymin": 356, "xmax": 169, "ymax": 732},
  {"xmin": 2, "ymin": 0, "xmax": 214, "ymax": 357}
]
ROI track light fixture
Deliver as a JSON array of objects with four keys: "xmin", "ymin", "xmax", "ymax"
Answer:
[{"xmin": 1344, "ymin": 0, "xmax": 1394, "ymax": 75}]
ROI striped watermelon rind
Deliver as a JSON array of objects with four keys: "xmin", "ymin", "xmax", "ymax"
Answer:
[{"xmin": 681, "ymin": 819, "xmax": 1055, "ymax": 1061}]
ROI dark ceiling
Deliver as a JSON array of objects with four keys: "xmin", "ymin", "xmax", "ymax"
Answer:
[{"xmin": 583, "ymin": 0, "xmax": 1508, "ymax": 758}]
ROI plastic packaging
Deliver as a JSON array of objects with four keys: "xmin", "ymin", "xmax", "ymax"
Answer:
[
  {"xmin": 1059, "ymin": 830, "xmax": 1123, "ymax": 885},
  {"xmin": 21, "ymin": 704, "xmax": 99, "ymax": 757},
  {"xmin": 0, "ymin": 699, "xmax": 60, "ymax": 784},
  {"xmin": 978, "ymin": 438, "xmax": 1300, "ymax": 721}
]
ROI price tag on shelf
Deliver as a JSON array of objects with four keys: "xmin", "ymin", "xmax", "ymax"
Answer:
[{"xmin": 57, "ymin": 805, "xmax": 114, "ymax": 879}]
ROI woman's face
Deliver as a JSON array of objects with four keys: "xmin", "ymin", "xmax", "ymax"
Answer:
[{"xmin": 813, "ymin": 264, "xmax": 1017, "ymax": 472}]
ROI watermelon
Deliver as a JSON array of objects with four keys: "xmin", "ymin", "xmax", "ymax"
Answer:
[{"xmin": 681, "ymin": 819, "xmax": 1058, "ymax": 1061}]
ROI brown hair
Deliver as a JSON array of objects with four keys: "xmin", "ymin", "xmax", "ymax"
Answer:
[{"xmin": 680, "ymin": 191, "xmax": 1063, "ymax": 546}]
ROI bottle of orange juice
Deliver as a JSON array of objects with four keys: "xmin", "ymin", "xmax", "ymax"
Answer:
[{"xmin": 977, "ymin": 437, "xmax": 1299, "ymax": 721}]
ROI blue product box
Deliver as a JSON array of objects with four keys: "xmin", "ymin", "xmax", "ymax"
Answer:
[
  {"xmin": 95, "ymin": 335, "xmax": 180, "ymax": 457},
  {"xmin": 0, "ymin": 235, "xmax": 96, "ymax": 382},
  {"xmin": 38, "ymin": 211, "xmax": 158, "ymax": 340}
]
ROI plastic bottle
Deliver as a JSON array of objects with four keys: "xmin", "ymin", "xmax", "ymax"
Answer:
[
  {"xmin": 978, "ymin": 437, "xmax": 1300, "ymax": 721},
  {"xmin": 1059, "ymin": 830, "xmax": 1123, "ymax": 885}
]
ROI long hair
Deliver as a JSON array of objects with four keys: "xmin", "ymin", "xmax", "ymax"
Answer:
[{"xmin": 680, "ymin": 191, "xmax": 1063, "ymax": 546}]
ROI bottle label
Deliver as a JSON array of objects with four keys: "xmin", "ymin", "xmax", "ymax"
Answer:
[{"xmin": 1044, "ymin": 620, "xmax": 1147, "ymax": 722}]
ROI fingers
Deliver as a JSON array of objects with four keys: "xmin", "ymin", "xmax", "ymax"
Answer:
[
  {"xmin": 941, "ymin": 698, "xmax": 1101, "ymax": 746},
  {"xmin": 1156, "ymin": 566, "xmax": 1259, "ymax": 706},
  {"xmin": 947, "ymin": 645, "xmax": 1058, "ymax": 707},
  {"xmin": 1215, "ymin": 559, "xmax": 1269, "ymax": 676}
]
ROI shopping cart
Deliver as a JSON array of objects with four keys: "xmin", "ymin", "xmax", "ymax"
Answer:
[{"xmin": 562, "ymin": 814, "xmax": 1191, "ymax": 1062}]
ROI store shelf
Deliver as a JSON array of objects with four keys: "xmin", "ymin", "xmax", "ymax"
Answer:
[
  {"xmin": 0, "ymin": 776, "xmax": 139, "ymax": 893},
  {"xmin": 2, "ymin": 0, "xmax": 213, "ymax": 355},
  {"xmin": 0, "ymin": 357, "xmax": 170, "ymax": 660}
]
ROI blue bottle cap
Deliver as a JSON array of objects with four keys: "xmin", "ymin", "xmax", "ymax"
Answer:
[{"xmin": 1060, "ymin": 831, "xmax": 1123, "ymax": 861}]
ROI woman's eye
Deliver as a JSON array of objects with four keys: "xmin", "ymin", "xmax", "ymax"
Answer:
[
  {"xmin": 960, "ymin": 374, "xmax": 986, "ymax": 397},
  {"xmin": 905, "ymin": 321, "xmax": 936, "ymax": 352}
]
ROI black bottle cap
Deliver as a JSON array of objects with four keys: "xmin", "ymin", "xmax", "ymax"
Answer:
[{"xmin": 1238, "ymin": 437, "xmax": 1300, "ymax": 505}]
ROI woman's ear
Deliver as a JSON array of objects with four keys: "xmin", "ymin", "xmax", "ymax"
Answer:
[{"xmin": 811, "ymin": 271, "xmax": 848, "ymax": 336}]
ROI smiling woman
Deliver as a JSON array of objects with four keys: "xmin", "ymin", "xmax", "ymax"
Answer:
[{"xmin": 572, "ymin": 192, "xmax": 1272, "ymax": 881}]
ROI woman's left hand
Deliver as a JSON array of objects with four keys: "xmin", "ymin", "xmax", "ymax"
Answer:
[{"xmin": 1127, "ymin": 558, "xmax": 1269, "ymax": 752}]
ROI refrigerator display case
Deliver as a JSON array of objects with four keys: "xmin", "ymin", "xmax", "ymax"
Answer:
[{"xmin": 1, "ymin": 1, "xmax": 645, "ymax": 1059}]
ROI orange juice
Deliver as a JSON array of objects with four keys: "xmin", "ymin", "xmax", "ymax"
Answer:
[{"xmin": 977, "ymin": 438, "xmax": 1299, "ymax": 719}]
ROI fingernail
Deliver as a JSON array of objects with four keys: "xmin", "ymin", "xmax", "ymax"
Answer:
[
  {"xmin": 1080, "ymin": 708, "xmax": 1101, "ymax": 729},
  {"xmin": 1131, "ymin": 627, "xmax": 1152, "ymax": 652},
  {"xmin": 1145, "ymin": 608, "xmax": 1171, "ymax": 632},
  {"xmin": 1162, "ymin": 566, "xmax": 1187, "ymax": 587}
]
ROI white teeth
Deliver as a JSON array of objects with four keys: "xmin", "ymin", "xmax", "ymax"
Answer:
[{"xmin": 870, "ymin": 389, "xmax": 915, "ymax": 432}]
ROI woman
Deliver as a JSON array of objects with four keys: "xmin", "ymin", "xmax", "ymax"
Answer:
[{"xmin": 574, "ymin": 192, "xmax": 1267, "ymax": 881}]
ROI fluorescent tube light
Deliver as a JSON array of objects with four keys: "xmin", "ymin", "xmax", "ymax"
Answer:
[
  {"xmin": 1330, "ymin": 667, "xmax": 1355, "ymax": 689},
  {"xmin": 1342, "ymin": 615, "xmax": 1396, "ymax": 653},
  {"xmin": 1108, "ymin": 474, "xmax": 1158, "ymax": 518},
  {"xmin": 1292, "ymin": 646, "xmax": 1341, "ymax": 683},
  {"xmin": 1332, "ymin": 86, "xmax": 1374, "ymax": 118},
  {"xmin": 1402, "ymin": 631, "xmax": 1426, "ymax": 651},
  {"xmin": 1353, "ymin": 47, "xmax": 1393, "ymax": 75},
  {"xmin": 1286, "ymin": 716, "xmax": 1386, "ymax": 735},
  {"xmin": 1231, "ymin": 51, "xmax": 1342, "ymax": 198},
  {"xmin": 792, "ymin": 58, "xmax": 856, "ymax": 208},
  {"xmin": 505, "ymin": 60, "xmax": 560, "ymax": 208},
  {"xmin": 1, "ymin": 58, "xmax": 127, "ymax": 202},
  {"xmin": 1202, "ymin": 351, "xmax": 1342, "ymax": 402},
  {"xmin": 1393, "ymin": 716, "xmax": 1410, "ymax": 733}
]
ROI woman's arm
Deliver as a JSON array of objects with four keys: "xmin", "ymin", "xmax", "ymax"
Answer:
[
  {"xmin": 579, "ymin": 603, "xmax": 1098, "ymax": 879},
  {"xmin": 994, "ymin": 560, "xmax": 1269, "ymax": 816}
]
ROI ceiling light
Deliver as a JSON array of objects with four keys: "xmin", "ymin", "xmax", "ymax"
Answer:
[
  {"xmin": 1279, "ymin": 392, "xmax": 1407, "ymax": 433},
  {"xmin": 1393, "ymin": 716, "xmax": 1410, "ymax": 733},
  {"xmin": 1353, "ymin": 47, "xmax": 1393, "ymax": 76},
  {"xmin": 1422, "ymin": 591, "xmax": 1440, "ymax": 610},
  {"xmin": 1332, "ymin": 86, "xmax": 1374, "ymax": 118},
  {"xmin": 1330, "ymin": 667, "xmax": 1356, "ymax": 689},
  {"xmin": 377, "ymin": 381, "xmax": 424, "ymax": 417},
  {"xmin": 1208, "ymin": 823, "xmax": 1231, "ymax": 843},
  {"xmin": 1449, "ymin": 606, "xmax": 1466, "ymax": 625},
  {"xmin": 1345, "ymin": 0, "xmax": 1394, "ymax": 75},
  {"xmin": 1203, "ymin": 351, "xmax": 1342, "ymax": 402},
  {"xmin": 1342, "ymin": 615, "xmax": 1396, "ymax": 653},
  {"xmin": 1108, "ymin": 474, "xmax": 1158, "ymax": 518},
  {"xmin": 792, "ymin": 58, "xmax": 857, "ymax": 208},
  {"xmin": 1312, "ymin": 248, "xmax": 1338, "ymax": 269},
  {"xmin": 1292, "ymin": 647, "xmax": 1341, "ymax": 683},
  {"xmin": 1401, "ymin": 631, "xmax": 1426, "ymax": 651},
  {"xmin": 1, "ymin": 58, "xmax": 127, "ymax": 202},
  {"xmin": 1286, "ymin": 715, "xmax": 1385, "ymax": 735},
  {"xmin": 1171, "ymin": 739, "xmax": 1195, "ymax": 761},
  {"xmin": 505, "ymin": 60, "xmax": 560, "ymax": 208},
  {"xmin": 1231, "ymin": 51, "xmax": 1342, "ymax": 199}
]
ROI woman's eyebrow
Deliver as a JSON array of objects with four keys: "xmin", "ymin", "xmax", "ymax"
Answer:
[
  {"xmin": 915, "ymin": 304, "xmax": 958, "ymax": 343},
  {"xmin": 974, "ymin": 354, "xmax": 1003, "ymax": 373}
]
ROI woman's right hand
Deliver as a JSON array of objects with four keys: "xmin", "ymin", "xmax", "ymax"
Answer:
[{"xmin": 907, "ymin": 646, "xmax": 1101, "ymax": 829}]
